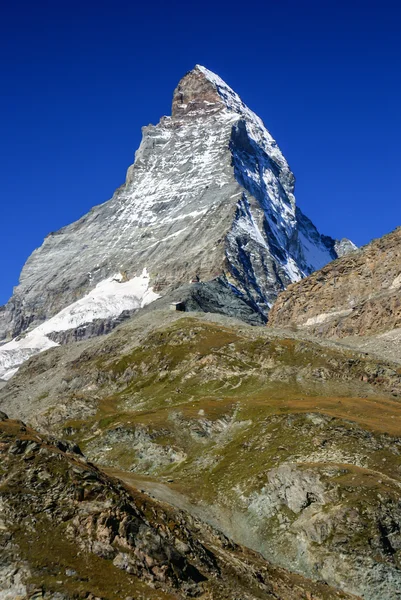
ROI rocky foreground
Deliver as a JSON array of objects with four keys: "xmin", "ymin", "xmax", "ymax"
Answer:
[
  {"xmin": 1, "ymin": 308, "xmax": 401, "ymax": 599},
  {"xmin": 0, "ymin": 412, "xmax": 355, "ymax": 600}
]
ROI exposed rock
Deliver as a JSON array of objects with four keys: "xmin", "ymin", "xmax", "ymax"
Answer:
[
  {"xmin": 0, "ymin": 417, "xmax": 354, "ymax": 600},
  {"xmin": 85, "ymin": 425, "xmax": 187, "ymax": 473},
  {"xmin": 146, "ymin": 277, "xmax": 267, "ymax": 325},
  {"xmin": 268, "ymin": 227, "xmax": 401, "ymax": 344},
  {"xmin": 46, "ymin": 309, "xmax": 137, "ymax": 345},
  {"xmin": 171, "ymin": 67, "xmax": 224, "ymax": 118},
  {"xmin": 334, "ymin": 238, "xmax": 358, "ymax": 257},
  {"xmin": 240, "ymin": 460, "xmax": 401, "ymax": 600},
  {"xmin": 251, "ymin": 463, "xmax": 330, "ymax": 515}
]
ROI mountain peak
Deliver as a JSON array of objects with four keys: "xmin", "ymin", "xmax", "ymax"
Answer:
[
  {"xmin": 194, "ymin": 64, "xmax": 230, "ymax": 88},
  {"xmin": 171, "ymin": 65, "xmax": 225, "ymax": 119},
  {"xmin": 172, "ymin": 65, "xmax": 268, "ymax": 134}
]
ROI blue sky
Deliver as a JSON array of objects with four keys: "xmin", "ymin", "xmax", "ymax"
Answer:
[{"xmin": 1, "ymin": 0, "xmax": 400, "ymax": 304}]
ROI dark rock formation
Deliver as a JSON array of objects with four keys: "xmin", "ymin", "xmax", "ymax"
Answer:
[
  {"xmin": 46, "ymin": 309, "xmax": 137, "ymax": 345},
  {"xmin": 146, "ymin": 277, "xmax": 267, "ymax": 325}
]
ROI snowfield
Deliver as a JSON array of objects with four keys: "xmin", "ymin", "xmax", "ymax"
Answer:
[{"xmin": 0, "ymin": 269, "xmax": 159, "ymax": 380}]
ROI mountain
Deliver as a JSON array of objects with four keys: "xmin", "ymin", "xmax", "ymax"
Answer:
[
  {"xmin": 1, "ymin": 64, "xmax": 400, "ymax": 600},
  {"xmin": 0, "ymin": 65, "xmax": 355, "ymax": 380},
  {"xmin": 268, "ymin": 227, "xmax": 401, "ymax": 363}
]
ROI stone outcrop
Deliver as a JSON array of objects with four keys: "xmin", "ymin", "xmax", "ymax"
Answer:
[
  {"xmin": 146, "ymin": 277, "xmax": 267, "ymax": 325},
  {"xmin": 46, "ymin": 309, "xmax": 137, "ymax": 345},
  {"xmin": 268, "ymin": 227, "xmax": 401, "ymax": 340},
  {"xmin": 171, "ymin": 67, "xmax": 224, "ymax": 118}
]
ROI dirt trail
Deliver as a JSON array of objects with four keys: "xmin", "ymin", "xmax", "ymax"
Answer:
[{"xmin": 104, "ymin": 468, "xmax": 211, "ymax": 521}]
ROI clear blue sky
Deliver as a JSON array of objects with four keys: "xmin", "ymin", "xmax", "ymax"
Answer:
[{"xmin": 1, "ymin": 0, "xmax": 400, "ymax": 304}]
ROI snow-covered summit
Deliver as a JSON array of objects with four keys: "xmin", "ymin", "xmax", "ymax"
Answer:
[
  {"xmin": 173, "ymin": 65, "xmax": 292, "ymax": 198},
  {"xmin": 0, "ymin": 65, "xmax": 355, "ymax": 373}
]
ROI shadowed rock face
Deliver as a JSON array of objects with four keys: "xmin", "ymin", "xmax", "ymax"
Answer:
[
  {"xmin": 148, "ymin": 277, "xmax": 267, "ymax": 325},
  {"xmin": 44, "ymin": 278, "xmax": 266, "ymax": 346},
  {"xmin": 0, "ymin": 65, "xmax": 353, "ymax": 346},
  {"xmin": 46, "ymin": 309, "xmax": 137, "ymax": 344},
  {"xmin": 268, "ymin": 227, "xmax": 401, "ymax": 342}
]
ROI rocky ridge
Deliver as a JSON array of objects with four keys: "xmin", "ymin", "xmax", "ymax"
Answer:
[{"xmin": 268, "ymin": 227, "xmax": 401, "ymax": 355}]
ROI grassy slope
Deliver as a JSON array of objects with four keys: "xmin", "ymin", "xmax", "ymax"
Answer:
[
  {"xmin": 2, "ymin": 313, "xmax": 401, "ymax": 597},
  {"xmin": 0, "ymin": 417, "xmax": 356, "ymax": 600}
]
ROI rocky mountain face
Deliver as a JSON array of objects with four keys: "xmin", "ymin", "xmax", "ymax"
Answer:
[
  {"xmin": 1, "ymin": 307, "xmax": 401, "ymax": 599},
  {"xmin": 0, "ymin": 412, "xmax": 355, "ymax": 600},
  {"xmin": 268, "ymin": 227, "xmax": 401, "ymax": 358},
  {"xmin": 0, "ymin": 65, "xmax": 354, "ymax": 379}
]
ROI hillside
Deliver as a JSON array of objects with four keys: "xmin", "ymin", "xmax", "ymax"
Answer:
[
  {"xmin": 268, "ymin": 227, "xmax": 401, "ymax": 338},
  {"xmin": 0, "ymin": 412, "xmax": 356, "ymax": 600},
  {"xmin": 1, "ymin": 309, "xmax": 401, "ymax": 599}
]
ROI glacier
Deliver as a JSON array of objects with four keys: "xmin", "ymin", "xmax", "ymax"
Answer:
[{"xmin": 0, "ymin": 270, "xmax": 158, "ymax": 380}]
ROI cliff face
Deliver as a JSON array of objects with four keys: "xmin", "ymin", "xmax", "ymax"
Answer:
[
  {"xmin": 0, "ymin": 66, "xmax": 352, "ymax": 353},
  {"xmin": 268, "ymin": 227, "xmax": 401, "ymax": 342}
]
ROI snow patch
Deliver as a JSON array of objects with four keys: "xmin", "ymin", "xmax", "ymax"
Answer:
[
  {"xmin": 0, "ymin": 269, "xmax": 159, "ymax": 380},
  {"xmin": 2, "ymin": 367, "xmax": 20, "ymax": 381},
  {"xmin": 283, "ymin": 257, "xmax": 302, "ymax": 282},
  {"xmin": 303, "ymin": 309, "xmax": 353, "ymax": 328},
  {"xmin": 390, "ymin": 274, "xmax": 401, "ymax": 290}
]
